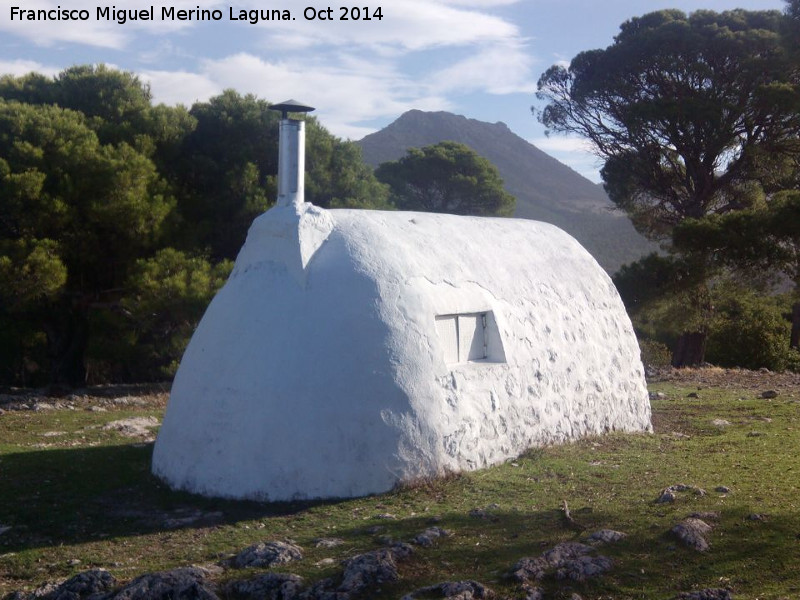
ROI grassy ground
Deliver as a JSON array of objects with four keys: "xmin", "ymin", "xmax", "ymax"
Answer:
[{"xmin": 1, "ymin": 373, "xmax": 799, "ymax": 599}]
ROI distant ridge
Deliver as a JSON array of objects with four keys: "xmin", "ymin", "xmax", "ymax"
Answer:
[{"xmin": 357, "ymin": 110, "xmax": 656, "ymax": 273}]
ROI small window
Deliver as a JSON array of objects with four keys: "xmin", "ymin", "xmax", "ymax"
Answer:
[{"xmin": 436, "ymin": 312, "xmax": 504, "ymax": 365}]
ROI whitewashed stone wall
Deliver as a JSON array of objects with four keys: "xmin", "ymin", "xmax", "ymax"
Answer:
[{"xmin": 152, "ymin": 203, "xmax": 651, "ymax": 501}]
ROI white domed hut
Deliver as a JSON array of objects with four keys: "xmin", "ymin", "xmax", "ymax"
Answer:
[{"xmin": 151, "ymin": 102, "xmax": 651, "ymax": 501}]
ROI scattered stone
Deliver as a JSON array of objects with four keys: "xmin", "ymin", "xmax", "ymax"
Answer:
[
  {"xmin": 687, "ymin": 392, "xmax": 699, "ymax": 399},
  {"xmin": 746, "ymin": 513, "xmax": 767, "ymax": 521},
  {"xmin": 760, "ymin": 390, "xmax": 778, "ymax": 399},
  {"xmin": 11, "ymin": 569, "xmax": 117, "ymax": 600},
  {"xmin": 87, "ymin": 406, "xmax": 107, "ymax": 413},
  {"xmin": 314, "ymin": 558, "xmax": 336, "ymax": 567},
  {"xmin": 675, "ymin": 589, "xmax": 732, "ymax": 600},
  {"xmin": 711, "ymin": 419, "xmax": 731, "ymax": 427},
  {"xmin": 585, "ymin": 529, "xmax": 627, "ymax": 545},
  {"xmin": 313, "ymin": 538, "xmax": 344, "ymax": 549},
  {"xmin": 337, "ymin": 543, "xmax": 414, "ymax": 596},
  {"xmin": 649, "ymin": 391, "xmax": 666, "ymax": 400},
  {"xmin": 412, "ymin": 526, "xmax": 451, "ymax": 547},
  {"xmin": 469, "ymin": 508, "xmax": 491, "ymax": 519},
  {"xmin": 656, "ymin": 489, "xmax": 677, "ymax": 503},
  {"xmin": 226, "ymin": 572, "xmax": 304, "ymax": 600},
  {"xmin": 657, "ymin": 484, "xmax": 706, "ymax": 503},
  {"xmin": 715, "ymin": 486, "xmax": 730, "ymax": 494},
  {"xmin": 102, "ymin": 416, "xmax": 160, "ymax": 440},
  {"xmin": 229, "ymin": 541, "xmax": 304, "ymax": 569},
  {"xmin": 511, "ymin": 542, "xmax": 612, "ymax": 584},
  {"xmin": 747, "ymin": 431, "xmax": 766, "ymax": 437},
  {"xmin": 374, "ymin": 513, "xmax": 397, "ymax": 520},
  {"xmin": 486, "ymin": 503, "xmax": 500, "ymax": 510},
  {"xmin": 672, "ymin": 432, "xmax": 691, "ymax": 439},
  {"xmin": 296, "ymin": 577, "xmax": 336, "ymax": 600},
  {"xmin": 521, "ymin": 586, "xmax": 544, "ymax": 600},
  {"xmin": 112, "ymin": 566, "xmax": 218, "ymax": 599},
  {"xmin": 400, "ymin": 580, "xmax": 495, "ymax": 599},
  {"xmin": 671, "ymin": 518, "xmax": 713, "ymax": 552}
]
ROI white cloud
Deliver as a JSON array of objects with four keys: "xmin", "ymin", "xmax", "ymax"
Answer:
[
  {"xmin": 427, "ymin": 41, "xmax": 536, "ymax": 95},
  {"xmin": 238, "ymin": 1, "xmax": 522, "ymax": 52},
  {"xmin": 0, "ymin": 58, "xmax": 59, "ymax": 77},
  {"xmin": 139, "ymin": 69, "xmax": 222, "ymax": 106},
  {"xmin": 0, "ymin": 0, "xmax": 537, "ymax": 143},
  {"xmin": 143, "ymin": 53, "xmax": 453, "ymax": 139}
]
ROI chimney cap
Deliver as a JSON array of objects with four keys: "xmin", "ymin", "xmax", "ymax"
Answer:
[{"xmin": 270, "ymin": 99, "xmax": 315, "ymax": 119}]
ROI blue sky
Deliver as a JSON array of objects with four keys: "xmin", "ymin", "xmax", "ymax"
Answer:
[{"xmin": 0, "ymin": 0, "xmax": 786, "ymax": 181}]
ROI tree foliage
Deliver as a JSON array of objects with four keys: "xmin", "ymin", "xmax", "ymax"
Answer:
[
  {"xmin": 375, "ymin": 141, "xmax": 515, "ymax": 216},
  {"xmin": 0, "ymin": 98, "xmax": 173, "ymax": 384},
  {"xmin": 0, "ymin": 66, "xmax": 392, "ymax": 386},
  {"xmin": 537, "ymin": 8, "xmax": 800, "ymax": 240},
  {"xmin": 706, "ymin": 284, "xmax": 800, "ymax": 371},
  {"xmin": 672, "ymin": 191, "xmax": 800, "ymax": 285}
]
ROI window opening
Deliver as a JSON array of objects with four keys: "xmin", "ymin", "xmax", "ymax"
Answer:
[{"xmin": 436, "ymin": 312, "xmax": 501, "ymax": 365}]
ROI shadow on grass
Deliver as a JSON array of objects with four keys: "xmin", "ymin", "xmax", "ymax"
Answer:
[{"xmin": 0, "ymin": 442, "xmax": 343, "ymax": 552}]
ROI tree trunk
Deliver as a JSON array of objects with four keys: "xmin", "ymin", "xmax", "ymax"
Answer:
[
  {"xmin": 43, "ymin": 304, "xmax": 89, "ymax": 387},
  {"xmin": 791, "ymin": 302, "xmax": 800, "ymax": 350},
  {"xmin": 671, "ymin": 331, "xmax": 707, "ymax": 367}
]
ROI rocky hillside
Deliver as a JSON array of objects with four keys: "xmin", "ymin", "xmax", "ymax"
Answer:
[{"xmin": 358, "ymin": 110, "xmax": 657, "ymax": 273}]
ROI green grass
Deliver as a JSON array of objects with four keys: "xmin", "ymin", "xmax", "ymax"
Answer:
[{"xmin": 1, "ymin": 383, "xmax": 800, "ymax": 599}]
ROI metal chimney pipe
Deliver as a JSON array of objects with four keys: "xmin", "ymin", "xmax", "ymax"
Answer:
[{"xmin": 270, "ymin": 100, "xmax": 315, "ymax": 207}]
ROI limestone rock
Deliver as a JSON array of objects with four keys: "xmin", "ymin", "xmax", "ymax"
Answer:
[
  {"xmin": 225, "ymin": 573, "xmax": 304, "ymax": 600},
  {"xmin": 671, "ymin": 518, "xmax": 713, "ymax": 552},
  {"xmin": 511, "ymin": 542, "xmax": 612, "ymax": 584},
  {"xmin": 521, "ymin": 586, "xmax": 544, "ymax": 600},
  {"xmin": 111, "ymin": 567, "xmax": 218, "ymax": 600},
  {"xmin": 412, "ymin": 527, "xmax": 451, "ymax": 547},
  {"xmin": 297, "ymin": 544, "xmax": 413, "ymax": 599},
  {"xmin": 313, "ymin": 538, "xmax": 344, "ymax": 549},
  {"xmin": 230, "ymin": 541, "xmax": 303, "ymax": 569},
  {"xmin": 657, "ymin": 484, "xmax": 706, "ymax": 503},
  {"xmin": 585, "ymin": 529, "xmax": 627, "ymax": 545},
  {"xmin": 338, "ymin": 543, "xmax": 413, "ymax": 595},
  {"xmin": 10, "ymin": 569, "xmax": 117, "ymax": 600}
]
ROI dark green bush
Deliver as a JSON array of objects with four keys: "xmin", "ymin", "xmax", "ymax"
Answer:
[{"xmin": 706, "ymin": 288, "xmax": 800, "ymax": 372}]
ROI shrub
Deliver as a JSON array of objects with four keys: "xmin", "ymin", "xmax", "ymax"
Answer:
[{"xmin": 706, "ymin": 288, "xmax": 799, "ymax": 372}]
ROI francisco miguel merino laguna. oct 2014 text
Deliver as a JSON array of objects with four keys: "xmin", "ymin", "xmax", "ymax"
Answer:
[{"xmin": 8, "ymin": 5, "xmax": 384, "ymax": 24}]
